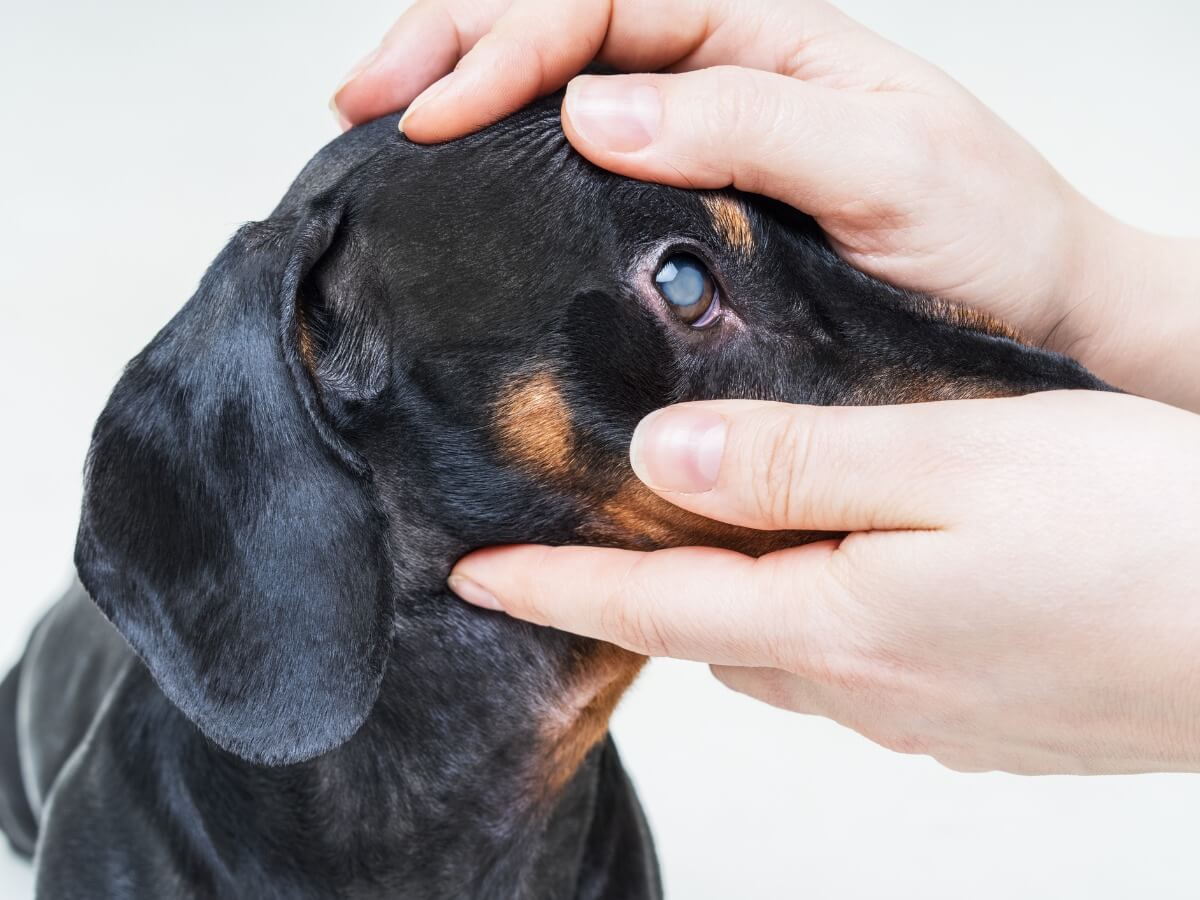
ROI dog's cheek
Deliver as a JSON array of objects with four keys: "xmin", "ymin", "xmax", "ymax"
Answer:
[
  {"xmin": 492, "ymin": 293, "xmax": 831, "ymax": 554},
  {"xmin": 557, "ymin": 290, "xmax": 678, "ymax": 446},
  {"xmin": 851, "ymin": 368, "xmax": 1032, "ymax": 405},
  {"xmin": 584, "ymin": 478, "xmax": 823, "ymax": 556},
  {"xmin": 492, "ymin": 370, "xmax": 577, "ymax": 479}
]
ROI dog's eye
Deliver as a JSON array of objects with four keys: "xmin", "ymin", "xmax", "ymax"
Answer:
[{"xmin": 654, "ymin": 254, "xmax": 721, "ymax": 328}]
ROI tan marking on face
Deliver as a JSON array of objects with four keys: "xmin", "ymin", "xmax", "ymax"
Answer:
[
  {"xmin": 916, "ymin": 297, "xmax": 1024, "ymax": 343},
  {"xmin": 533, "ymin": 478, "xmax": 822, "ymax": 798},
  {"xmin": 702, "ymin": 195, "xmax": 755, "ymax": 256},
  {"xmin": 892, "ymin": 376, "xmax": 1018, "ymax": 403},
  {"xmin": 295, "ymin": 319, "xmax": 319, "ymax": 374},
  {"xmin": 492, "ymin": 371, "xmax": 574, "ymax": 476},
  {"xmin": 539, "ymin": 642, "xmax": 647, "ymax": 797},
  {"xmin": 586, "ymin": 480, "xmax": 820, "ymax": 557},
  {"xmin": 898, "ymin": 373, "xmax": 1026, "ymax": 403},
  {"xmin": 853, "ymin": 365, "xmax": 1033, "ymax": 406}
]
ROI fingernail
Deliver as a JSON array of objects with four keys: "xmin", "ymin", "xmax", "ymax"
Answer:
[
  {"xmin": 629, "ymin": 407, "xmax": 727, "ymax": 493},
  {"xmin": 329, "ymin": 46, "xmax": 384, "ymax": 125},
  {"xmin": 565, "ymin": 77, "xmax": 661, "ymax": 153},
  {"xmin": 328, "ymin": 95, "xmax": 354, "ymax": 132},
  {"xmin": 399, "ymin": 71, "xmax": 457, "ymax": 133},
  {"xmin": 448, "ymin": 574, "xmax": 504, "ymax": 612}
]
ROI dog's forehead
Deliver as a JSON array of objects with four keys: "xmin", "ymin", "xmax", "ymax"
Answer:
[
  {"xmin": 285, "ymin": 105, "xmax": 768, "ymax": 281},
  {"xmin": 438, "ymin": 103, "xmax": 763, "ymax": 252}
]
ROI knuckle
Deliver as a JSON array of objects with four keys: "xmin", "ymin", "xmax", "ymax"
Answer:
[
  {"xmin": 750, "ymin": 548, "xmax": 863, "ymax": 676},
  {"xmin": 702, "ymin": 67, "xmax": 779, "ymax": 193},
  {"xmin": 598, "ymin": 558, "xmax": 672, "ymax": 656},
  {"xmin": 506, "ymin": 548, "xmax": 558, "ymax": 622},
  {"xmin": 708, "ymin": 67, "xmax": 759, "ymax": 124},
  {"xmin": 743, "ymin": 411, "xmax": 817, "ymax": 528},
  {"xmin": 750, "ymin": 556, "xmax": 812, "ymax": 667},
  {"xmin": 596, "ymin": 591, "xmax": 639, "ymax": 651},
  {"xmin": 817, "ymin": 542, "xmax": 919, "ymax": 670}
]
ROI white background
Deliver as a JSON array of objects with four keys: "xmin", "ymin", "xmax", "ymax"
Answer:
[{"xmin": 2, "ymin": 1, "xmax": 1199, "ymax": 897}]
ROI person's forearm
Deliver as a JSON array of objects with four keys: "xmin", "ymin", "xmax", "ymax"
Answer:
[{"xmin": 1058, "ymin": 208, "xmax": 1200, "ymax": 412}]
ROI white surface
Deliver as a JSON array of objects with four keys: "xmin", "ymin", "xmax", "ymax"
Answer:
[{"xmin": 2, "ymin": 1, "xmax": 1198, "ymax": 897}]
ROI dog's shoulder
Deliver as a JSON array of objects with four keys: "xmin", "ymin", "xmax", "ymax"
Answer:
[
  {"xmin": 17, "ymin": 583, "xmax": 134, "ymax": 802},
  {"xmin": 570, "ymin": 737, "xmax": 662, "ymax": 900},
  {"xmin": 32, "ymin": 660, "xmax": 196, "ymax": 898}
]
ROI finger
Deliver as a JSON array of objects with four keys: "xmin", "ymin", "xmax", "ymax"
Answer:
[
  {"xmin": 331, "ymin": 0, "xmax": 513, "ymax": 128},
  {"xmin": 358, "ymin": 0, "xmax": 891, "ymax": 142},
  {"xmin": 710, "ymin": 665, "xmax": 834, "ymax": 716},
  {"xmin": 623, "ymin": 398, "xmax": 997, "ymax": 533},
  {"xmin": 564, "ymin": 65, "xmax": 944, "ymax": 219},
  {"xmin": 448, "ymin": 540, "xmax": 850, "ymax": 666},
  {"xmin": 397, "ymin": 0, "xmax": 614, "ymax": 139}
]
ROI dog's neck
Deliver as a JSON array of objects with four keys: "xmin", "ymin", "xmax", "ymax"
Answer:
[{"xmin": 223, "ymin": 586, "xmax": 643, "ymax": 896}]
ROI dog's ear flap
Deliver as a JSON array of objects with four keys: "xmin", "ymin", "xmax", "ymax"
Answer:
[{"xmin": 74, "ymin": 206, "xmax": 394, "ymax": 766}]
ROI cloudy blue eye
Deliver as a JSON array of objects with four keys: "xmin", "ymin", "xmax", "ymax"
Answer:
[{"xmin": 654, "ymin": 253, "xmax": 721, "ymax": 327}]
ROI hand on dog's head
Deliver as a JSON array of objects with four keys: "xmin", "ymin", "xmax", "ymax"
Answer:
[{"xmin": 73, "ymin": 93, "xmax": 1107, "ymax": 767}]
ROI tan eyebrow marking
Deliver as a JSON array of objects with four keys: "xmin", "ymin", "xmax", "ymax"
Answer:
[
  {"xmin": 492, "ymin": 371, "xmax": 575, "ymax": 477},
  {"xmin": 702, "ymin": 195, "xmax": 756, "ymax": 256}
]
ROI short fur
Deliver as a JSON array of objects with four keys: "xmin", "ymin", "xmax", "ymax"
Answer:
[{"xmin": 0, "ymin": 89, "xmax": 1110, "ymax": 899}]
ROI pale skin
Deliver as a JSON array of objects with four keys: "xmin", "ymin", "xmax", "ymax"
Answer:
[{"xmin": 333, "ymin": 0, "xmax": 1200, "ymax": 774}]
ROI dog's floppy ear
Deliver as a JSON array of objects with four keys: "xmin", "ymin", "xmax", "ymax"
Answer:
[{"xmin": 74, "ymin": 204, "xmax": 394, "ymax": 766}]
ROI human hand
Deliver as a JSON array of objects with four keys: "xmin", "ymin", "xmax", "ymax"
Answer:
[
  {"xmin": 447, "ymin": 391, "xmax": 1200, "ymax": 774},
  {"xmin": 331, "ymin": 0, "xmax": 1200, "ymax": 410}
]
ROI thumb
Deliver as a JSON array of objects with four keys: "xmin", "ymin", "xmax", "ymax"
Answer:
[
  {"xmin": 561, "ymin": 67, "xmax": 911, "ymax": 215},
  {"xmin": 625, "ymin": 398, "xmax": 992, "ymax": 532}
]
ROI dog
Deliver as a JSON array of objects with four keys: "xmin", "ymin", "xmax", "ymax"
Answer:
[{"xmin": 0, "ymin": 86, "xmax": 1110, "ymax": 898}]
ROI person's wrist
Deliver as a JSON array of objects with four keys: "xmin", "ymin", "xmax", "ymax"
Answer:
[
  {"xmin": 1051, "ymin": 204, "xmax": 1200, "ymax": 410},
  {"xmin": 1034, "ymin": 190, "xmax": 1124, "ymax": 359}
]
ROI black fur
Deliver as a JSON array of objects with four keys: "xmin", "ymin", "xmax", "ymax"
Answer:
[
  {"xmin": 2, "ymin": 89, "xmax": 1109, "ymax": 899},
  {"xmin": 75, "ymin": 209, "xmax": 394, "ymax": 766}
]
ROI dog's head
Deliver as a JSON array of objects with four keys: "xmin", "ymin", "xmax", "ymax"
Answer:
[{"xmin": 74, "ymin": 97, "xmax": 1107, "ymax": 768}]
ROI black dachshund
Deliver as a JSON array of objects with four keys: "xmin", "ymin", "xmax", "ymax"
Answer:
[{"xmin": 0, "ymin": 89, "xmax": 1107, "ymax": 898}]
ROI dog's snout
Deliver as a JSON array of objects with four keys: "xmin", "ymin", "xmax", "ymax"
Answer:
[{"xmin": 838, "ymin": 306, "xmax": 1115, "ymax": 407}]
